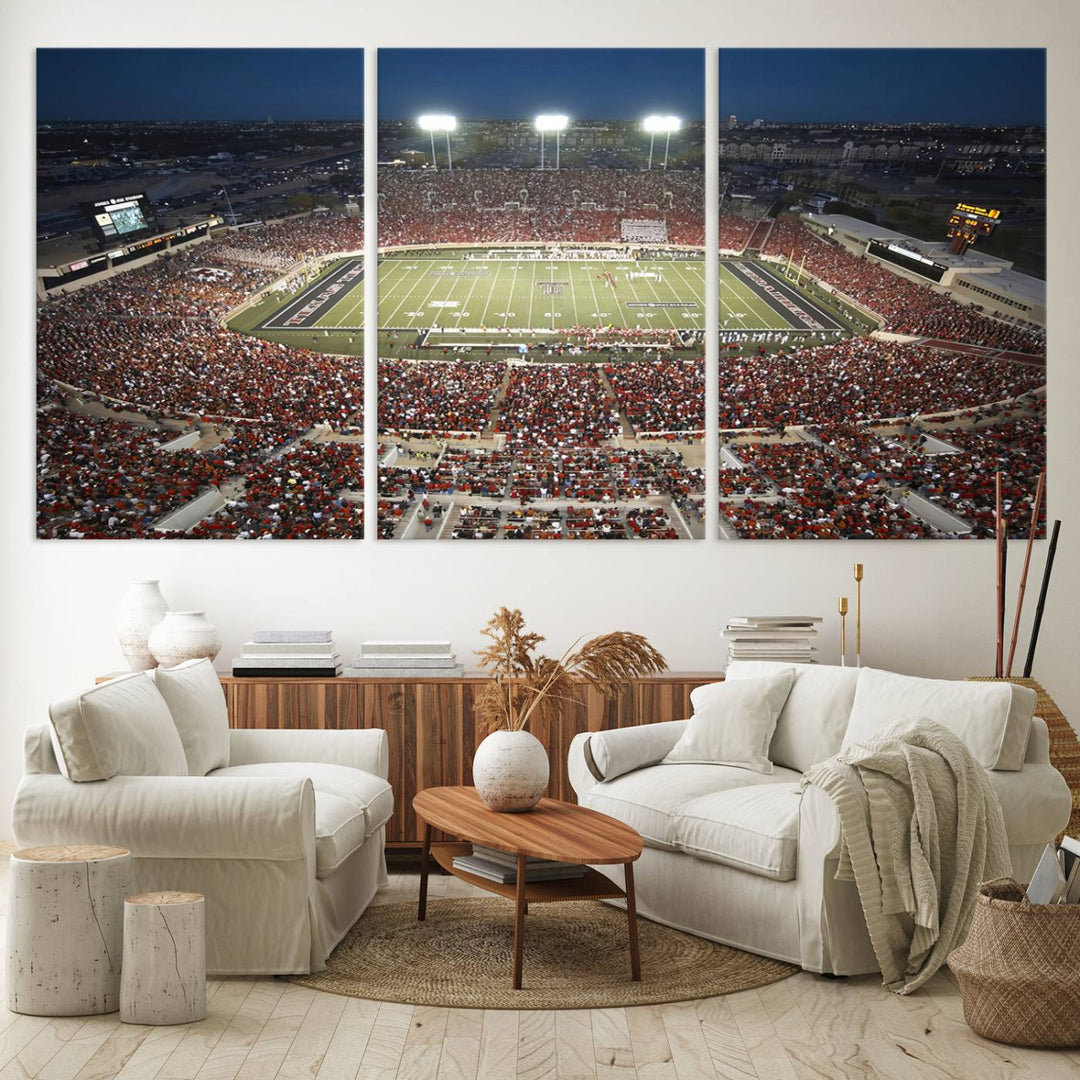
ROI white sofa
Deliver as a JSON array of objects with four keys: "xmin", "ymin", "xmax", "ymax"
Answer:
[
  {"xmin": 12, "ymin": 661, "xmax": 392, "ymax": 975},
  {"xmin": 568, "ymin": 663, "xmax": 1072, "ymax": 976}
]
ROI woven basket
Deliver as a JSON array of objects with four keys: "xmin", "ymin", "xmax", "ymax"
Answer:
[{"xmin": 949, "ymin": 879, "xmax": 1080, "ymax": 1048}]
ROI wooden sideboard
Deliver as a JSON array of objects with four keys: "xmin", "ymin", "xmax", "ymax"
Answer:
[{"xmin": 220, "ymin": 671, "xmax": 721, "ymax": 848}]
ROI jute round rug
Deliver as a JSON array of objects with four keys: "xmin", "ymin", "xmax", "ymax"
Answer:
[{"xmin": 288, "ymin": 898, "xmax": 797, "ymax": 1009}]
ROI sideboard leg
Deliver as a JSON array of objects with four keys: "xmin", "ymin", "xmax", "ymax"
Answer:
[{"xmin": 417, "ymin": 823, "xmax": 432, "ymax": 922}]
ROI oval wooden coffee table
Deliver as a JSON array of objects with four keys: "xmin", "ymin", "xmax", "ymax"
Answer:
[{"xmin": 413, "ymin": 786, "xmax": 644, "ymax": 990}]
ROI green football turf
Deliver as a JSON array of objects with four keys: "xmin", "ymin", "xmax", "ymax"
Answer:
[
  {"xmin": 229, "ymin": 253, "xmax": 858, "ymax": 355},
  {"xmin": 377, "ymin": 256, "xmax": 706, "ymax": 335}
]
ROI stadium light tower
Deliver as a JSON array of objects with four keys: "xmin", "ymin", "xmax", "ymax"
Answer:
[
  {"xmin": 535, "ymin": 114, "xmax": 569, "ymax": 170},
  {"xmin": 418, "ymin": 114, "xmax": 457, "ymax": 170},
  {"xmin": 643, "ymin": 115, "xmax": 681, "ymax": 169}
]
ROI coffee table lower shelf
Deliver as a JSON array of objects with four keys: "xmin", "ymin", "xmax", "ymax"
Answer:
[
  {"xmin": 430, "ymin": 842, "xmax": 627, "ymax": 903},
  {"xmin": 419, "ymin": 839, "xmax": 641, "ymax": 989}
]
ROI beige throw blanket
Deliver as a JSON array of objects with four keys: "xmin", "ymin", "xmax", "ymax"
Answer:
[{"xmin": 802, "ymin": 718, "xmax": 1011, "ymax": 994}]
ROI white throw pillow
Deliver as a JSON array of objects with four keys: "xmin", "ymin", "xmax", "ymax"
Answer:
[
  {"xmin": 663, "ymin": 670, "xmax": 795, "ymax": 774},
  {"xmin": 150, "ymin": 658, "xmax": 231, "ymax": 775},
  {"xmin": 725, "ymin": 661, "xmax": 860, "ymax": 772},
  {"xmin": 842, "ymin": 668, "xmax": 1036, "ymax": 771},
  {"xmin": 49, "ymin": 672, "xmax": 188, "ymax": 782}
]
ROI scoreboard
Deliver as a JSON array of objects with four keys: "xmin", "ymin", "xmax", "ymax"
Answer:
[
  {"xmin": 85, "ymin": 193, "xmax": 154, "ymax": 245},
  {"xmin": 946, "ymin": 202, "xmax": 1002, "ymax": 255}
]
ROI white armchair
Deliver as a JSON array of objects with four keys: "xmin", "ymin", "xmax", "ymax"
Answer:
[{"xmin": 12, "ymin": 664, "xmax": 393, "ymax": 976}]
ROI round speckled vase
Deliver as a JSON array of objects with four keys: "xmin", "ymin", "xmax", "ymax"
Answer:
[
  {"xmin": 472, "ymin": 730, "xmax": 550, "ymax": 812},
  {"xmin": 148, "ymin": 611, "xmax": 222, "ymax": 669}
]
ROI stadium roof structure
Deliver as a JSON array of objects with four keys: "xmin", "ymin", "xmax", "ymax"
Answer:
[
  {"xmin": 803, "ymin": 213, "xmax": 1014, "ymax": 271},
  {"xmin": 804, "ymin": 211, "xmax": 1045, "ymax": 317}
]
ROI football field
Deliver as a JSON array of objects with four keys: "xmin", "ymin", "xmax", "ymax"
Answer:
[
  {"xmin": 378, "ymin": 256, "xmax": 706, "ymax": 334},
  {"xmin": 232, "ymin": 252, "xmax": 850, "ymax": 353},
  {"xmin": 719, "ymin": 260, "xmax": 846, "ymax": 334}
]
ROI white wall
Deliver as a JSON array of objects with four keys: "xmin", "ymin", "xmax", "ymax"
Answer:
[{"xmin": 3, "ymin": 0, "xmax": 1078, "ymax": 836}]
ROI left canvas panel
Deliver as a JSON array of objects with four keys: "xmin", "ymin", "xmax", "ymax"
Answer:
[{"xmin": 36, "ymin": 49, "xmax": 366, "ymax": 538}]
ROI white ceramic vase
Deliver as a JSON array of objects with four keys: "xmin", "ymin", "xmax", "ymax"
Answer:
[
  {"xmin": 472, "ymin": 729, "xmax": 550, "ymax": 812},
  {"xmin": 148, "ymin": 611, "xmax": 222, "ymax": 669},
  {"xmin": 116, "ymin": 580, "xmax": 169, "ymax": 672}
]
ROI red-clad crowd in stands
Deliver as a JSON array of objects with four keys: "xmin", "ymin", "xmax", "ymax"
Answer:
[
  {"xmin": 717, "ymin": 339, "xmax": 1044, "ymax": 430},
  {"xmin": 762, "ymin": 217, "xmax": 1044, "ymax": 353},
  {"xmin": 378, "ymin": 168, "xmax": 704, "ymax": 248},
  {"xmin": 378, "ymin": 358, "xmax": 504, "ymax": 435},
  {"xmin": 604, "ymin": 359, "xmax": 704, "ymax": 434}
]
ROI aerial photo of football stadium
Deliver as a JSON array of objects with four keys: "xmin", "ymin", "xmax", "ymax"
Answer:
[
  {"xmin": 716, "ymin": 48, "xmax": 1047, "ymax": 540},
  {"xmin": 376, "ymin": 48, "xmax": 706, "ymax": 540},
  {"xmin": 36, "ymin": 48, "xmax": 365, "ymax": 539}
]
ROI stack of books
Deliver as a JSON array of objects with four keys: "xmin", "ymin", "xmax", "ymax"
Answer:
[
  {"xmin": 723, "ymin": 616, "xmax": 822, "ymax": 665},
  {"xmin": 344, "ymin": 641, "xmax": 464, "ymax": 679},
  {"xmin": 1027, "ymin": 836, "xmax": 1080, "ymax": 904},
  {"xmin": 451, "ymin": 844, "xmax": 587, "ymax": 885},
  {"xmin": 232, "ymin": 631, "xmax": 341, "ymax": 678}
]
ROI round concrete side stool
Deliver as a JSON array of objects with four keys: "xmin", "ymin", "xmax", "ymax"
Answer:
[
  {"xmin": 120, "ymin": 891, "xmax": 207, "ymax": 1025},
  {"xmin": 7, "ymin": 844, "xmax": 132, "ymax": 1015}
]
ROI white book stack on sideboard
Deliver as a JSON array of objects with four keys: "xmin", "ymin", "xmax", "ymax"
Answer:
[
  {"xmin": 722, "ymin": 616, "xmax": 822, "ymax": 665},
  {"xmin": 344, "ymin": 640, "xmax": 465, "ymax": 679},
  {"xmin": 232, "ymin": 630, "xmax": 342, "ymax": 677}
]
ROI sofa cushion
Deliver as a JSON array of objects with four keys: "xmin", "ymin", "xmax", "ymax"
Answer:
[
  {"xmin": 843, "ymin": 668, "xmax": 1036, "ymax": 771},
  {"xmin": 678, "ymin": 783, "xmax": 802, "ymax": 881},
  {"xmin": 725, "ymin": 661, "xmax": 859, "ymax": 772},
  {"xmin": 586, "ymin": 720, "xmax": 688, "ymax": 782},
  {"xmin": 210, "ymin": 762, "xmax": 394, "ymax": 839},
  {"xmin": 664, "ymin": 670, "xmax": 794, "ymax": 774},
  {"xmin": 49, "ymin": 672, "xmax": 187, "ymax": 782},
  {"xmin": 311, "ymin": 792, "xmax": 369, "ymax": 877},
  {"xmin": 583, "ymin": 762, "xmax": 802, "ymax": 852},
  {"xmin": 150, "ymin": 659, "xmax": 230, "ymax": 776}
]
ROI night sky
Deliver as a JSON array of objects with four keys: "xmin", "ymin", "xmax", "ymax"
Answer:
[
  {"xmin": 379, "ymin": 49, "xmax": 704, "ymax": 121},
  {"xmin": 37, "ymin": 49, "xmax": 363, "ymax": 121},
  {"xmin": 720, "ymin": 49, "xmax": 1045, "ymax": 126}
]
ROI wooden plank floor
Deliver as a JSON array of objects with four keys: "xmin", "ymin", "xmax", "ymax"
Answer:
[{"xmin": 1, "ymin": 854, "xmax": 1077, "ymax": 1080}]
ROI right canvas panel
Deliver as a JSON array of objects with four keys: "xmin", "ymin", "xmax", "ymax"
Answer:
[{"xmin": 718, "ymin": 48, "xmax": 1046, "ymax": 540}]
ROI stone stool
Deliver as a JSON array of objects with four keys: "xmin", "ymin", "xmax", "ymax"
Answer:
[
  {"xmin": 120, "ymin": 891, "xmax": 207, "ymax": 1025},
  {"xmin": 7, "ymin": 844, "xmax": 132, "ymax": 1015}
]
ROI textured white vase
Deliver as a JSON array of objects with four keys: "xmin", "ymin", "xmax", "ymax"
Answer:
[
  {"xmin": 148, "ymin": 611, "xmax": 222, "ymax": 669},
  {"xmin": 472, "ymin": 729, "xmax": 550, "ymax": 812},
  {"xmin": 116, "ymin": 580, "xmax": 169, "ymax": 671}
]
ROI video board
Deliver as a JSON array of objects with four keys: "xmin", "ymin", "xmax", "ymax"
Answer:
[{"xmin": 86, "ymin": 193, "xmax": 154, "ymax": 244}]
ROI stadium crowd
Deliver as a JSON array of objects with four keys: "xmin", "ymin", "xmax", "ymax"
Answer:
[
  {"xmin": 495, "ymin": 364, "xmax": 621, "ymax": 447},
  {"xmin": 604, "ymin": 358, "xmax": 704, "ymax": 434},
  {"xmin": 378, "ymin": 168, "xmax": 704, "ymax": 248},
  {"xmin": 378, "ymin": 358, "xmax": 504, "ymax": 435},
  {"xmin": 762, "ymin": 217, "xmax": 1044, "ymax": 353},
  {"xmin": 716, "ymin": 339, "xmax": 1044, "ymax": 430}
]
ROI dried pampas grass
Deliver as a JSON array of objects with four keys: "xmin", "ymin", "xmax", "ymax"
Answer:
[{"xmin": 475, "ymin": 607, "xmax": 666, "ymax": 734}]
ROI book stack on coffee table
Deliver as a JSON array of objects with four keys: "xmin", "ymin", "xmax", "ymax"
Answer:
[
  {"xmin": 232, "ymin": 631, "xmax": 341, "ymax": 678},
  {"xmin": 451, "ymin": 844, "xmax": 587, "ymax": 884}
]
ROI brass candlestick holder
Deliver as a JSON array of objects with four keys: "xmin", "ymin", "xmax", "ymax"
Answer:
[
  {"xmin": 853, "ymin": 563, "xmax": 864, "ymax": 668},
  {"xmin": 838, "ymin": 596, "xmax": 849, "ymax": 667}
]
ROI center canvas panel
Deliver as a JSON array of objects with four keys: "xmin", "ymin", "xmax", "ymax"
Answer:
[
  {"xmin": 36, "ymin": 48, "xmax": 365, "ymax": 539},
  {"xmin": 376, "ymin": 48, "xmax": 705, "ymax": 540}
]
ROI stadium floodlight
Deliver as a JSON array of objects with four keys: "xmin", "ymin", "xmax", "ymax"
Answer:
[
  {"xmin": 643, "ymin": 115, "xmax": 681, "ymax": 169},
  {"xmin": 417, "ymin": 114, "xmax": 458, "ymax": 170},
  {"xmin": 535, "ymin": 114, "xmax": 569, "ymax": 170}
]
